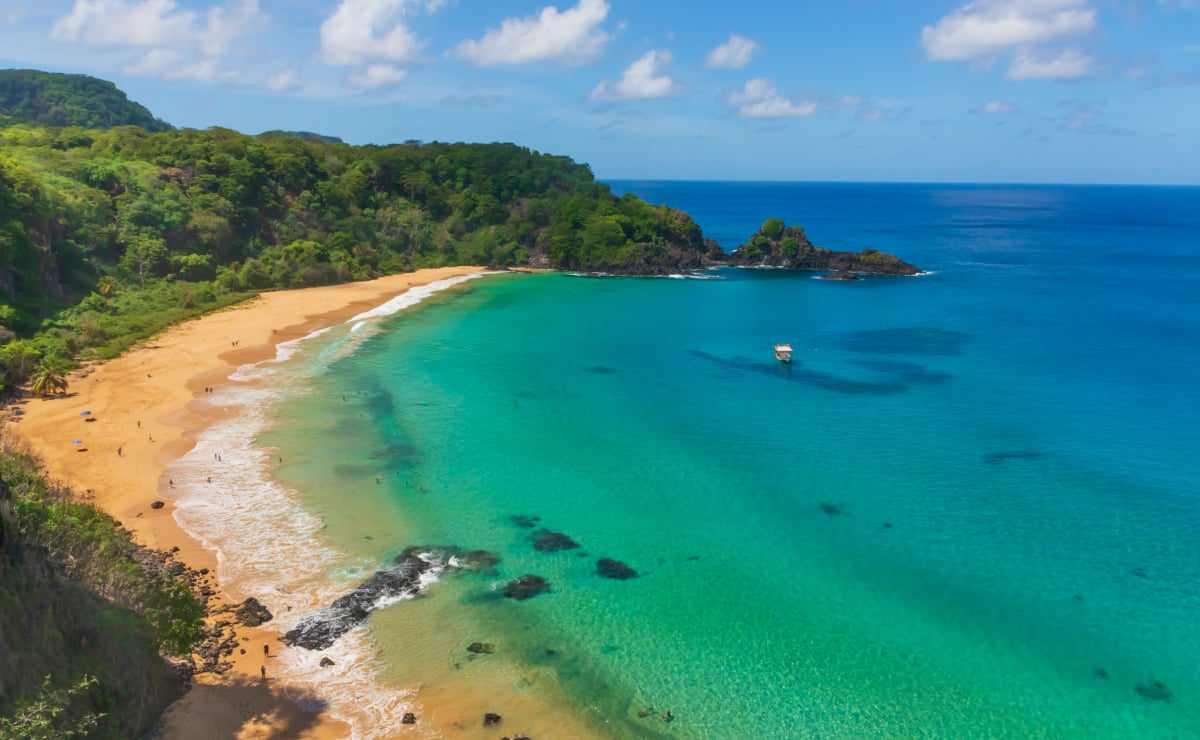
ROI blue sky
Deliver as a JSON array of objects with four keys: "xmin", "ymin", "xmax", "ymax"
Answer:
[{"xmin": 2, "ymin": 0, "xmax": 1198, "ymax": 183}]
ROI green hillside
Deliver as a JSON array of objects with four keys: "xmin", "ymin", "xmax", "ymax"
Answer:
[
  {"xmin": 0, "ymin": 70, "xmax": 172, "ymax": 132},
  {"xmin": 0, "ymin": 73, "xmax": 719, "ymax": 396}
]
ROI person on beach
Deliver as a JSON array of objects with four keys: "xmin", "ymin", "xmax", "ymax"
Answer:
[
  {"xmin": 260, "ymin": 665, "xmax": 266, "ymax": 680},
  {"xmin": 169, "ymin": 478, "xmax": 174, "ymax": 488},
  {"xmin": 148, "ymin": 434, "xmax": 154, "ymax": 442},
  {"xmin": 263, "ymin": 644, "xmax": 269, "ymax": 658},
  {"xmin": 117, "ymin": 446, "xmax": 122, "ymax": 456}
]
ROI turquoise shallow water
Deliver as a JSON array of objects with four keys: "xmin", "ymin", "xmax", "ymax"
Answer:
[{"xmin": 252, "ymin": 183, "xmax": 1200, "ymax": 738}]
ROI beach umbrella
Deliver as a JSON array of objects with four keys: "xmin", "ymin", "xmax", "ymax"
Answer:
[{"xmin": 80, "ymin": 410, "xmax": 92, "ymax": 416}]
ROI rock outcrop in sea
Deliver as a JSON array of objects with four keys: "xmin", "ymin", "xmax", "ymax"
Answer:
[
  {"xmin": 718, "ymin": 219, "xmax": 920, "ymax": 276},
  {"xmin": 282, "ymin": 545, "xmax": 498, "ymax": 650}
]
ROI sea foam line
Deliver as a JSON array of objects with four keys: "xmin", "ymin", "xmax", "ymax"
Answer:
[{"xmin": 169, "ymin": 273, "xmax": 492, "ymax": 739}]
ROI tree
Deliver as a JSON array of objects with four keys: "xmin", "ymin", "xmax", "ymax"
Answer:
[
  {"xmin": 96, "ymin": 276, "xmax": 118, "ymax": 297},
  {"xmin": 0, "ymin": 674, "xmax": 103, "ymax": 740},
  {"xmin": 761, "ymin": 218, "xmax": 786, "ymax": 239},
  {"xmin": 119, "ymin": 234, "xmax": 168, "ymax": 289},
  {"xmin": 29, "ymin": 361, "xmax": 69, "ymax": 397}
]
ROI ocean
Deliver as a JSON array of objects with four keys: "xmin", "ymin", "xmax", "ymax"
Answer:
[{"xmin": 168, "ymin": 182, "xmax": 1200, "ymax": 738}]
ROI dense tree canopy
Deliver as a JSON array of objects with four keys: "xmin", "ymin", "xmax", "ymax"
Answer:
[
  {"xmin": 0, "ymin": 70, "xmax": 171, "ymax": 132},
  {"xmin": 0, "ymin": 83, "xmax": 715, "ymax": 392}
]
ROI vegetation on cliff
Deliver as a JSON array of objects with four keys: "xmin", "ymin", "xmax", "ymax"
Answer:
[
  {"xmin": 0, "ymin": 71, "xmax": 719, "ymax": 397},
  {"xmin": 0, "ymin": 70, "xmax": 171, "ymax": 132},
  {"xmin": 0, "ymin": 443, "xmax": 202, "ymax": 737},
  {"xmin": 725, "ymin": 217, "xmax": 920, "ymax": 275}
]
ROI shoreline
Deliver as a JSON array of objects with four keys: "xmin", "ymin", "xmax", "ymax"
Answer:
[{"xmin": 7, "ymin": 266, "xmax": 489, "ymax": 739}]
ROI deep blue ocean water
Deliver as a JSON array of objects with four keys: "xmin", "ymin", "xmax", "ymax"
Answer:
[{"xmin": 233, "ymin": 182, "xmax": 1200, "ymax": 738}]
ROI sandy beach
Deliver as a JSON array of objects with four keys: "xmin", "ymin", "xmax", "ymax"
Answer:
[{"xmin": 7, "ymin": 266, "xmax": 487, "ymax": 739}]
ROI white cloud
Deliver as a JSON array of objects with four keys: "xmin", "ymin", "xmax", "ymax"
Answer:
[
  {"xmin": 922, "ymin": 0, "xmax": 1095, "ymax": 60},
  {"xmin": 725, "ymin": 78, "xmax": 817, "ymax": 118},
  {"xmin": 589, "ymin": 50, "xmax": 675, "ymax": 100},
  {"xmin": 263, "ymin": 68, "xmax": 299, "ymax": 92},
  {"xmin": 454, "ymin": 0, "xmax": 610, "ymax": 66},
  {"xmin": 922, "ymin": 0, "xmax": 1098, "ymax": 79},
  {"xmin": 319, "ymin": 0, "xmax": 429, "ymax": 67},
  {"xmin": 706, "ymin": 34, "xmax": 758, "ymax": 69},
  {"xmin": 973, "ymin": 99, "xmax": 1018, "ymax": 113},
  {"xmin": 1057, "ymin": 99, "xmax": 1131, "ymax": 134},
  {"xmin": 50, "ymin": 0, "xmax": 265, "ymax": 81},
  {"xmin": 346, "ymin": 63, "xmax": 408, "ymax": 89},
  {"xmin": 1007, "ymin": 47, "xmax": 1094, "ymax": 78},
  {"xmin": 51, "ymin": 0, "xmax": 193, "ymax": 46},
  {"xmin": 123, "ymin": 49, "xmax": 228, "ymax": 81}
]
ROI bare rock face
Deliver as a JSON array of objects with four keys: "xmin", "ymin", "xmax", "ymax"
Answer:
[{"xmin": 234, "ymin": 597, "xmax": 273, "ymax": 627}]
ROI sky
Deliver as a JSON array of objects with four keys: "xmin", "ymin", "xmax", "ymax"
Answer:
[{"xmin": 1, "ymin": 0, "xmax": 1198, "ymax": 184}]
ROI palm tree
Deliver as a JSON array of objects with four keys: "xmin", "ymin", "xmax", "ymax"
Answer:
[
  {"xmin": 97, "ymin": 276, "xmax": 118, "ymax": 297},
  {"xmin": 29, "ymin": 363, "xmax": 69, "ymax": 397}
]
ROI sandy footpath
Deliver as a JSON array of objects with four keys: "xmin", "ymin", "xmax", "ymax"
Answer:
[{"xmin": 6, "ymin": 266, "xmax": 487, "ymax": 739}]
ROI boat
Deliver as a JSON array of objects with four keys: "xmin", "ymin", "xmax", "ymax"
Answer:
[{"xmin": 774, "ymin": 343, "xmax": 793, "ymax": 363}]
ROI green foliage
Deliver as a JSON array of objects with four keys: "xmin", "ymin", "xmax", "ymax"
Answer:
[
  {"xmin": 0, "ymin": 74, "xmax": 714, "ymax": 389},
  {"xmin": 0, "ymin": 70, "xmax": 171, "ymax": 132},
  {"xmin": 28, "ymin": 359, "xmax": 69, "ymax": 397},
  {"xmin": 780, "ymin": 236, "xmax": 800, "ymax": 258},
  {"xmin": 0, "ymin": 450, "xmax": 205, "ymax": 656},
  {"xmin": 0, "ymin": 674, "xmax": 103, "ymax": 740},
  {"xmin": 760, "ymin": 218, "xmax": 786, "ymax": 239}
]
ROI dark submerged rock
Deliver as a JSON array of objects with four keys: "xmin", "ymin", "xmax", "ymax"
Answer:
[
  {"xmin": 821, "ymin": 270, "xmax": 860, "ymax": 281},
  {"xmin": 467, "ymin": 642, "xmax": 495, "ymax": 654},
  {"xmin": 983, "ymin": 449, "xmax": 1042, "ymax": 464},
  {"xmin": 234, "ymin": 597, "xmax": 273, "ymax": 627},
  {"xmin": 509, "ymin": 514, "xmax": 539, "ymax": 528},
  {"xmin": 530, "ymin": 528, "xmax": 580, "ymax": 552},
  {"xmin": 1135, "ymin": 680, "xmax": 1172, "ymax": 702},
  {"xmin": 319, "ymin": 656, "xmax": 335, "ymax": 667},
  {"xmin": 819, "ymin": 502, "xmax": 843, "ymax": 516},
  {"xmin": 461, "ymin": 549, "xmax": 501, "ymax": 573},
  {"xmin": 150, "ymin": 500, "xmax": 165, "ymax": 509},
  {"xmin": 596, "ymin": 558, "xmax": 638, "ymax": 580},
  {"xmin": 483, "ymin": 712, "xmax": 502, "ymax": 727},
  {"xmin": 1093, "ymin": 668, "xmax": 1109, "ymax": 679},
  {"xmin": 402, "ymin": 712, "xmax": 416, "ymax": 724},
  {"xmin": 503, "ymin": 575, "xmax": 550, "ymax": 601}
]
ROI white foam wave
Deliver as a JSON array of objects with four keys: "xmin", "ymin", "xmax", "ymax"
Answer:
[
  {"xmin": 167, "ymin": 274, "xmax": 492, "ymax": 739},
  {"xmin": 348, "ymin": 273, "xmax": 492, "ymax": 325}
]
